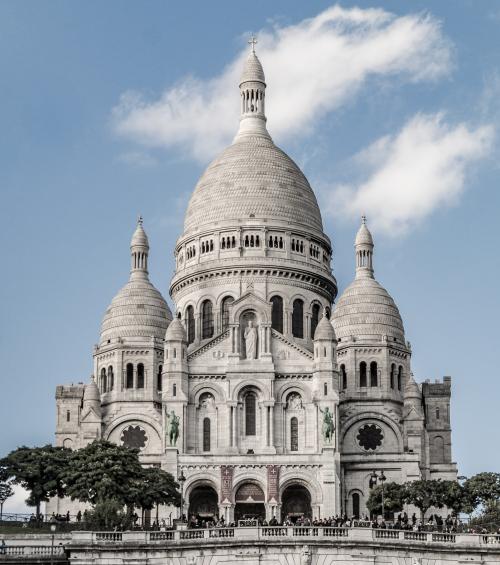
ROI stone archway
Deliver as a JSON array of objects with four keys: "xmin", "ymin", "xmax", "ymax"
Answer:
[
  {"xmin": 234, "ymin": 482, "xmax": 266, "ymax": 522},
  {"xmin": 281, "ymin": 484, "xmax": 312, "ymax": 523},
  {"xmin": 188, "ymin": 485, "xmax": 219, "ymax": 520}
]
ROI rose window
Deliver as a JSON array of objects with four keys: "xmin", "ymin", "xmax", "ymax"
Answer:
[
  {"xmin": 121, "ymin": 425, "xmax": 148, "ymax": 450},
  {"xmin": 356, "ymin": 424, "xmax": 383, "ymax": 451}
]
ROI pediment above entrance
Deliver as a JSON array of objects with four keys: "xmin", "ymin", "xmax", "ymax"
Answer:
[
  {"xmin": 271, "ymin": 330, "xmax": 314, "ymax": 372},
  {"xmin": 188, "ymin": 330, "xmax": 232, "ymax": 368}
]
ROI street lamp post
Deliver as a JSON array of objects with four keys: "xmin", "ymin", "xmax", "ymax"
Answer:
[
  {"xmin": 50, "ymin": 524, "xmax": 56, "ymax": 565},
  {"xmin": 178, "ymin": 470, "xmax": 186, "ymax": 523},
  {"xmin": 370, "ymin": 470, "xmax": 387, "ymax": 520}
]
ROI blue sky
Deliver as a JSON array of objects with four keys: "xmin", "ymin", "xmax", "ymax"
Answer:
[{"xmin": 1, "ymin": 1, "xmax": 499, "ymax": 511}]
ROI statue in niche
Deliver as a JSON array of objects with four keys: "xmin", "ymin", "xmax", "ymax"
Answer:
[
  {"xmin": 244, "ymin": 320, "xmax": 258, "ymax": 359},
  {"xmin": 165, "ymin": 409, "xmax": 180, "ymax": 446},
  {"xmin": 199, "ymin": 393, "xmax": 215, "ymax": 409},
  {"xmin": 319, "ymin": 406, "xmax": 335, "ymax": 444},
  {"xmin": 287, "ymin": 393, "xmax": 302, "ymax": 410}
]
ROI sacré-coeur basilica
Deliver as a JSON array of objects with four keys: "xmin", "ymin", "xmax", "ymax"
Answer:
[{"xmin": 48, "ymin": 45, "xmax": 457, "ymax": 523}]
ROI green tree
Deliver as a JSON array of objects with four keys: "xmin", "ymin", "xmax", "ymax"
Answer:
[
  {"xmin": 0, "ymin": 445, "xmax": 69, "ymax": 518},
  {"xmin": 132, "ymin": 467, "xmax": 180, "ymax": 523},
  {"xmin": 404, "ymin": 480, "xmax": 447, "ymax": 521},
  {"xmin": 366, "ymin": 482, "xmax": 405, "ymax": 518},
  {"xmin": 0, "ymin": 481, "xmax": 14, "ymax": 521},
  {"xmin": 464, "ymin": 473, "xmax": 500, "ymax": 513},
  {"xmin": 439, "ymin": 480, "xmax": 468, "ymax": 517},
  {"xmin": 62, "ymin": 440, "xmax": 144, "ymax": 506}
]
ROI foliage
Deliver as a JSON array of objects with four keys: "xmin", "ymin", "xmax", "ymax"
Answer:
[
  {"xmin": 463, "ymin": 473, "xmax": 500, "ymax": 513},
  {"xmin": 439, "ymin": 480, "xmax": 467, "ymax": 517},
  {"xmin": 62, "ymin": 440, "xmax": 144, "ymax": 506},
  {"xmin": 0, "ymin": 481, "xmax": 14, "ymax": 520},
  {"xmin": 132, "ymin": 466, "xmax": 180, "ymax": 511},
  {"xmin": 84, "ymin": 500, "xmax": 134, "ymax": 531},
  {"xmin": 0, "ymin": 445, "xmax": 69, "ymax": 517},
  {"xmin": 403, "ymin": 480, "xmax": 448, "ymax": 520},
  {"xmin": 366, "ymin": 482, "xmax": 405, "ymax": 517}
]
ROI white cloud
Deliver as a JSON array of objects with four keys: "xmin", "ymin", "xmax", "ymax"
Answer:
[
  {"xmin": 2, "ymin": 484, "xmax": 30, "ymax": 516},
  {"xmin": 117, "ymin": 151, "xmax": 158, "ymax": 168},
  {"xmin": 112, "ymin": 5, "xmax": 453, "ymax": 161},
  {"xmin": 326, "ymin": 113, "xmax": 494, "ymax": 235}
]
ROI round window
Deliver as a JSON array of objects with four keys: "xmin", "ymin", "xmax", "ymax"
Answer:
[
  {"xmin": 121, "ymin": 425, "xmax": 148, "ymax": 450},
  {"xmin": 356, "ymin": 424, "xmax": 383, "ymax": 451}
]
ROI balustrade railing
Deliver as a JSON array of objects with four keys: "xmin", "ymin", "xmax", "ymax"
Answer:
[{"xmin": 66, "ymin": 527, "xmax": 500, "ymax": 548}]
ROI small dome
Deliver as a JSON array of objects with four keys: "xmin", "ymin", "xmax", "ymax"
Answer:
[
  {"xmin": 332, "ymin": 277, "xmax": 405, "ymax": 342},
  {"xmin": 314, "ymin": 314, "xmax": 336, "ymax": 341},
  {"xmin": 184, "ymin": 136, "xmax": 323, "ymax": 234},
  {"xmin": 131, "ymin": 217, "xmax": 149, "ymax": 248},
  {"xmin": 355, "ymin": 219, "xmax": 373, "ymax": 246},
  {"xmin": 83, "ymin": 379, "xmax": 100, "ymax": 402},
  {"xmin": 405, "ymin": 374, "xmax": 421, "ymax": 399},
  {"xmin": 240, "ymin": 51, "xmax": 265, "ymax": 84},
  {"xmin": 165, "ymin": 317, "xmax": 187, "ymax": 342},
  {"xmin": 100, "ymin": 278, "xmax": 172, "ymax": 343}
]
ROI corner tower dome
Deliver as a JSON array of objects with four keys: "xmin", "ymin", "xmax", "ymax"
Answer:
[
  {"xmin": 100, "ymin": 218, "xmax": 172, "ymax": 343},
  {"xmin": 182, "ymin": 43, "xmax": 324, "ymax": 236},
  {"xmin": 332, "ymin": 218, "xmax": 405, "ymax": 343}
]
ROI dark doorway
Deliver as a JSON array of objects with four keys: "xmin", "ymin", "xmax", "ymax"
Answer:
[
  {"xmin": 188, "ymin": 486, "xmax": 218, "ymax": 520},
  {"xmin": 352, "ymin": 492, "xmax": 360, "ymax": 519},
  {"xmin": 234, "ymin": 483, "xmax": 266, "ymax": 522},
  {"xmin": 281, "ymin": 485, "xmax": 311, "ymax": 522}
]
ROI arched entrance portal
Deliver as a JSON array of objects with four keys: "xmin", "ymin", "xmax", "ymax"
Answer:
[
  {"xmin": 234, "ymin": 483, "xmax": 265, "ymax": 522},
  {"xmin": 281, "ymin": 485, "xmax": 312, "ymax": 523},
  {"xmin": 188, "ymin": 486, "xmax": 218, "ymax": 520}
]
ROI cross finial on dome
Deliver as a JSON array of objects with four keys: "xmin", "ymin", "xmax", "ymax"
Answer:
[
  {"xmin": 137, "ymin": 215, "xmax": 143, "ymax": 226},
  {"xmin": 248, "ymin": 35, "xmax": 257, "ymax": 53},
  {"xmin": 361, "ymin": 215, "xmax": 367, "ymax": 225}
]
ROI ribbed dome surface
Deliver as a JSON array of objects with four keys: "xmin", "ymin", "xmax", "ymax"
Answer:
[
  {"xmin": 100, "ymin": 278, "xmax": 172, "ymax": 342},
  {"xmin": 83, "ymin": 380, "xmax": 100, "ymax": 402},
  {"xmin": 332, "ymin": 277, "xmax": 405, "ymax": 342},
  {"xmin": 184, "ymin": 136, "xmax": 323, "ymax": 233},
  {"xmin": 240, "ymin": 52, "xmax": 265, "ymax": 84},
  {"xmin": 165, "ymin": 317, "xmax": 186, "ymax": 341}
]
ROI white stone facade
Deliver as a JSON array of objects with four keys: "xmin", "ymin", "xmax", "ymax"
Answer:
[{"xmin": 49, "ymin": 48, "xmax": 457, "ymax": 522}]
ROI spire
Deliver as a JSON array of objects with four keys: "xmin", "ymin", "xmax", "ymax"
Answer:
[
  {"xmin": 234, "ymin": 36, "xmax": 271, "ymax": 142},
  {"xmin": 130, "ymin": 216, "xmax": 150, "ymax": 280},
  {"xmin": 355, "ymin": 215, "xmax": 374, "ymax": 279}
]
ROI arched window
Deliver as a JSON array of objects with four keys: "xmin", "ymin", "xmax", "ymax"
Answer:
[
  {"xmin": 221, "ymin": 296, "xmax": 234, "ymax": 331},
  {"xmin": 290, "ymin": 417, "xmax": 299, "ymax": 451},
  {"xmin": 311, "ymin": 303, "xmax": 321, "ymax": 339},
  {"xmin": 390, "ymin": 364, "xmax": 395, "ymax": 389},
  {"xmin": 186, "ymin": 305, "xmax": 195, "ymax": 345},
  {"xmin": 100, "ymin": 368, "xmax": 107, "ymax": 393},
  {"xmin": 66, "ymin": 410, "xmax": 71, "ymax": 422},
  {"xmin": 157, "ymin": 365, "xmax": 162, "ymax": 392},
  {"xmin": 126, "ymin": 363, "xmax": 134, "ymax": 389},
  {"xmin": 397, "ymin": 366, "xmax": 403, "ymax": 391},
  {"xmin": 370, "ymin": 362, "xmax": 378, "ymax": 387},
  {"xmin": 203, "ymin": 418, "xmax": 211, "ymax": 452},
  {"xmin": 108, "ymin": 366, "xmax": 114, "ymax": 391},
  {"xmin": 173, "ymin": 383, "xmax": 177, "ymax": 397},
  {"xmin": 352, "ymin": 493, "xmax": 360, "ymax": 519},
  {"xmin": 292, "ymin": 299, "xmax": 304, "ymax": 338},
  {"xmin": 202, "ymin": 300, "xmax": 214, "ymax": 339},
  {"xmin": 137, "ymin": 363, "xmax": 144, "ymax": 389},
  {"xmin": 360, "ymin": 362, "xmax": 367, "ymax": 387},
  {"xmin": 436, "ymin": 407, "xmax": 440, "ymax": 420},
  {"xmin": 245, "ymin": 392, "xmax": 256, "ymax": 436},
  {"xmin": 270, "ymin": 296, "xmax": 283, "ymax": 333},
  {"xmin": 324, "ymin": 383, "xmax": 328, "ymax": 396},
  {"xmin": 341, "ymin": 364, "xmax": 347, "ymax": 390}
]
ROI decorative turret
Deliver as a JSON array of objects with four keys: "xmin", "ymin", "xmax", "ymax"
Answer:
[
  {"xmin": 163, "ymin": 315, "xmax": 188, "ymax": 400},
  {"xmin": 130, "ymin": 216, "xmax": 149, "ymax": 280},
  {"xmin": 234, "ymin": 36, "xmax": 271, "ymax": 141},
  {"xmin": 355, "ymin": 216, "xmax": 374, "ymax": 279},
  {"xmin": 313, "ymin": 310, "xmax": 338, "ymax": 398},
  {"xmin": 83, "ymin": 378, "xmax": 101, "ymax": 415}
]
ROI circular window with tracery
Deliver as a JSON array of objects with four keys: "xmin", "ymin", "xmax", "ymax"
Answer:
[
  {"xmin": 356, "ymin": 424, "xmax": 383, "ymax": 451},
  {"xmin": 121, "ymin": 425, "xmax": 148, "ymax": 450}
]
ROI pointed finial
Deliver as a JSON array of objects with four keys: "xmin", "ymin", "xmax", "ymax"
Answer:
[
  {"xmin": 137, "ymin": 215, "xmax": 143, "ymax": 226},
  {"xmin": 248, "ymin": 35, "xmax": 258, "ymax": 53},
  {"xmin": 361, "ymin": 215, "xmax": 366, "ymax": 225}
]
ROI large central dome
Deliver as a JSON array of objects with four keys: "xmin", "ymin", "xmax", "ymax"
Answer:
[{"xmin": 184, "ymin": 135, "xmax": 323, "ymax": 233}]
